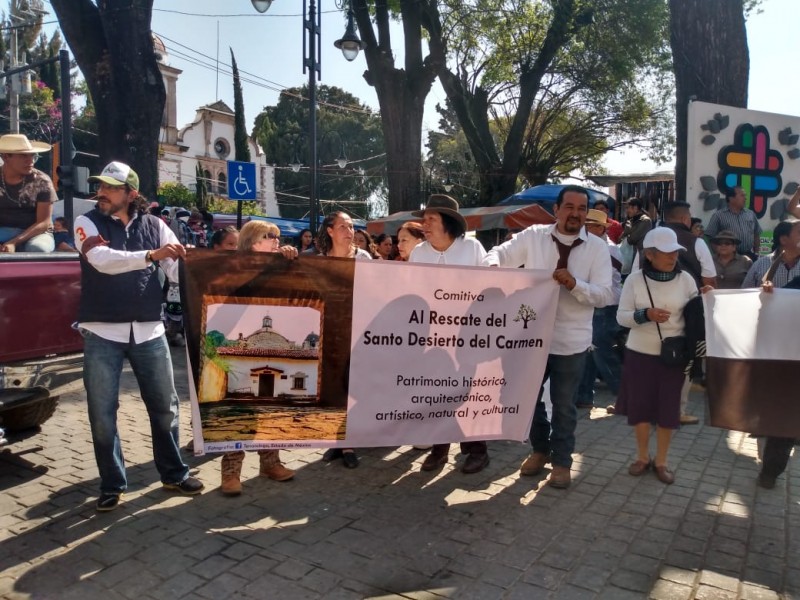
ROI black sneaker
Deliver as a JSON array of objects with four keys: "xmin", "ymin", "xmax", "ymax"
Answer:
[
  {"xmin": 342, "ymin": 451, "xmax": 360, "ymax": 469},
  {"xmin": 757, "ymin": 472, "xmax": 777, "ymax": 490},
  {"xmin": 96, "ymin": 493, "xmax": 122, "ymax": 512},
  {"xmin": 163, "ymin": 476, "xmax": 204, "ymax": 495}
]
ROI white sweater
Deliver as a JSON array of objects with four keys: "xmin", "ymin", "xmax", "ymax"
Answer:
[{"xmin": 617, "ymin": 270, "xmax": 698, "ymax": 356}]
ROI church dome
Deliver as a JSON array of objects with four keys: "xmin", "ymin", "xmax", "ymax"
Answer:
[{"xmin": 153, "ymin": 34, "xmax": 168, "ymax": 64}]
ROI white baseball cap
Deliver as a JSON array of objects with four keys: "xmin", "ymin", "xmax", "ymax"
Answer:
[{"xmin": 643, "ymin": 227, "xmax": 685, "ymax": 253}]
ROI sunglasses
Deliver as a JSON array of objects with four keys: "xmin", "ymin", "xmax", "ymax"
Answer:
[
  {"xmin": 262, "ymin": 233, "xmax": 280, "ymax": 240},
  {"xmin": 714, "ymin": 240, "xmax": 735, "ymax": 245}
]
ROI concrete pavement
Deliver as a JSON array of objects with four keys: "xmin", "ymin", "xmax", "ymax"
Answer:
[{"xmin": 1, "ymin": 350, "xmax": 797, "ymax": 600}]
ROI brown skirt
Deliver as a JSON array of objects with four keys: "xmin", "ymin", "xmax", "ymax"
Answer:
[{"xmin": 616, "ymin": 349, "xmax": 684, "ymax": 429}]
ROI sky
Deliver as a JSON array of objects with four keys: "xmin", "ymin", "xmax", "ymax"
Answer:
[
  {"xmin": 206, "ymin": 303, "xmax": 320, "ymax": 346},
  {"xmin": 41, "ymin": 0, "xmax": 800, "ymax": 177}
]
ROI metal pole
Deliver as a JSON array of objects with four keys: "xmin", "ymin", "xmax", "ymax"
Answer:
[
  {"xmin": 10, "ymin": 28, "xmax": 18, "ymax": 133},
  {"xmin": 304, "ymin": 0, "xmax": 320, "ymax": 236},
  {"xmin": 59, "ymin": 50, "xmax": 74, "ymax": 226}
]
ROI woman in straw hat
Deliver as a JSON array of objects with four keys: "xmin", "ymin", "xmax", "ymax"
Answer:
[
  {"xmin": 409, "ymin": 194, "xmax": 491, "ymax": 474},
  {"xmin": 0, "ymin": 133, "xmax": 56, "ymax": 252}
]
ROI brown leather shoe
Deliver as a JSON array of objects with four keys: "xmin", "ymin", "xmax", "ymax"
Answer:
[
  {"xmin": 549, "ymin": 466, "xmax": 571, "ymax": 489},
  {"xmin": 461, "ymin": 453, "xmax": 489, "ymax": 474},
  {"xmin": 520, "ymin": 452, "xmax": 549, "ymax": 476},
  {"xmin": 421, "ymin": 451, "xmax": 448, "ymax": 471},
  {"xmin": 628, "ymin": 459, "xmax": 651, "ymax": 476},
  {"xmin": 654, "ymin": 465, "xmax": 675, "ymax": 485},
  {"xmin": 260, "ymin": 464, "xmax": 295, "ymax": 482}
]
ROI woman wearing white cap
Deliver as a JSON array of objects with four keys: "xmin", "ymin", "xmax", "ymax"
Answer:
[
  {"xmin": 0, "ymin": 133, "xmax": 56, "ymax": 253},
  {"xmin": 616, "ymin": 227, "xmax": 712, "ymax": 484}
]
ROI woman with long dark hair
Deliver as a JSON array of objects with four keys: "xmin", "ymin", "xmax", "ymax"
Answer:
[{"xmin": 317, "ymin": 211, "xmax": 370, "ymax": 468}]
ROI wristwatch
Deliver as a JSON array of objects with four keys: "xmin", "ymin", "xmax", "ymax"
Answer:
[{"xmin": 146, "ymin": 251, "xmax": 153, "ymax": 263}]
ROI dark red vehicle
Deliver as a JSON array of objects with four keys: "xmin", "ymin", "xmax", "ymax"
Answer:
[{"xmin": 0, "ymin": 252, "xmax": 82, "ymax": 436}]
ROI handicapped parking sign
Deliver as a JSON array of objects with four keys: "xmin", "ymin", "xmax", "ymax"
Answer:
[{"xmin": 227, "ymin": 160, "xmax": 256, "ymax": 200}]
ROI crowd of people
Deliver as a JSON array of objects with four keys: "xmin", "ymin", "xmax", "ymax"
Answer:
[{"xmin": 1, "ymin": 131, "xmax": 797, "ymax": 510}]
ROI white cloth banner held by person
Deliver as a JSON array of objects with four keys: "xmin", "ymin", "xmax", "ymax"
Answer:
[
  {"xmin": 346, "ymin": 261, "xmax": 558, "ymax": 446},
  {"xmin": 704, "ymin": 288, "xmax": 800, "ymax": 437},
  {"xmin": 182, "ymin": 252, "xmax": 558, "ymax": 453}
]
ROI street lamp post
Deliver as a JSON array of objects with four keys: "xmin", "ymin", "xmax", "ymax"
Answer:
[
  {"xmin": 251, "ymin": 0, "xmax": 364, "ymax": 235},
  {"xmin": 287, "ymin": 131, "xmax": 349, "ymax": 217}
]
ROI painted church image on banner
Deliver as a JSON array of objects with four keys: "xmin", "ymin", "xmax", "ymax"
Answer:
[{"xmin": 216, "ymin": 314, "xmax": 320, "ymax": 405}]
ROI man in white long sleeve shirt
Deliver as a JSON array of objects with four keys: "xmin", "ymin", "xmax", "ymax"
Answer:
[
  {"xmin": 484, "ymin": 186, "xmax": 615, "ymax": 488},
  {"xmin": 74, "ymin": 162, "xmax": 204, "ymax": 511}
]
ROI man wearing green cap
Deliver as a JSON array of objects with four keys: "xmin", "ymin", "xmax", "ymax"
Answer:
[{"xmin": 73, "ymin": 161, "xmax": 204, "ymax": 511}]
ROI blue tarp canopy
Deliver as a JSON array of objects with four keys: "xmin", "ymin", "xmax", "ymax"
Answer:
[{"xmin": 499, "ymin": 184, "xmax": 614, "ymax": 212}]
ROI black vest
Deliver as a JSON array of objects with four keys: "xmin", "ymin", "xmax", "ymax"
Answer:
[
  {"xmin": 664, "ymin": 222, "xmax": 703, "ymax": 289},
  {"xmin": 78, "ymin": 209, "xmax": 164, "ymax": 323}
]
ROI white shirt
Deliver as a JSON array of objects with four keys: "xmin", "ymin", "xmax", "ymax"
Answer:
[
  {"xmin": 603, "ymin": 235, "xmax": 623, "ymax": 305},
  {"xmin": 409, "ymin": 236, "xmax": 487, "ymax": 266},
  {"xmin": 484, "ymin": 223, "xmax": 614, "ymax": 355},
  {"xmin": 617, "ymin": 271, "xmax": 698, "ymax": 356},
  {"xmin": 74, "ymin": 212, "xmax": 180, "ymax": 344}
]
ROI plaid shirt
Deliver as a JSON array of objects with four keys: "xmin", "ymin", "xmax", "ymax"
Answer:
[{"xmin": 705, "ymin": 207, "xmax": 761, "ymax": 255}]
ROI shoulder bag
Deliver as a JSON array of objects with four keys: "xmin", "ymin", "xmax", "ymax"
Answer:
[{"xmin": 642, "ymin": 274, "xmax": 689, "ymax": 367}]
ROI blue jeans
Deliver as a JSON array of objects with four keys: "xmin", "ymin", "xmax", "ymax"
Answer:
[
  {"xmin": 0, "ymin": 226, "xmax": 54, "ymax": 252},
  {"xmin": 81, "ymin": 329, "xmax": 188, "ymax": 494},
  {"xmin": 575, "ymin": 306, "xmax": 623, "ymax": 405},
  {"xmin": 531, "ymin": 351, "xmax": 587, "ymax": 468}
]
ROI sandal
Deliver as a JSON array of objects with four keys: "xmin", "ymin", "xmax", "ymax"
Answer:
[
  {"xmin": 628, "ymin": 459, "xmax": 651, "ymax": 476},
  {"xmin": 653, "ymin": 465, "xmax": 675, "ymax": 485}
]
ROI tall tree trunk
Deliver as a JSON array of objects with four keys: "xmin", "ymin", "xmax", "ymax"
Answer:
[
  {"xmin": 669, "ymin": 0, "xmax": 749, "ymax": 200},
  {"xmin": 353, "ymin": 0, "xmax": 442, "ymax": 214},
  {"xmin": 49, "ymin": 0, "xmax": 164, "ymax": 200}
]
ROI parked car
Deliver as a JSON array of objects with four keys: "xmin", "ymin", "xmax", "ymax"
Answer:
[{"xmin": 0, "ymin": 251, "xmax": 83, "ymax": 435}]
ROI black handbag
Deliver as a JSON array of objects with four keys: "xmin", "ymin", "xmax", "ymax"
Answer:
[{"xmin": 642, "ymin": 275, "xmax": 690, "ymax": 368}]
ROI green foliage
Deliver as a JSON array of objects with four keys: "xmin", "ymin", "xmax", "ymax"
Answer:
[
  {"xmin": 230, "ymin": 49, "xmax": 251, "ymax": 163},
  {"xmin": 157, "ymin": 182, "xmax": 195, "ymax": 208},
  {"xmin": 194, "ymin": 163, "xmax": 208, "ymax": 211},
  {"xmin": 202, "ymin": 330, "xmax": 230, "ymax": 372},
  {"xmin": 206, "ymin": 196, "xmax": 264, "ymax": 217},
  {"xmin": 427, "ymin": 0, "xmax": 675, "ymax": 199},
  {"xmin": 252, "ymin": 84, "xmax": 387, "ymax": 220}
]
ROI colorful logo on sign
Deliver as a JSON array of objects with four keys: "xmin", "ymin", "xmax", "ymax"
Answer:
[{"xmin": 717, "ymin": 124, "xmax": 783, "ymax": 218}]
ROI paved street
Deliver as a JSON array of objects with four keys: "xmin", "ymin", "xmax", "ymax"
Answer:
[{"xmin": 1, "ymin": 350, "xmax": 797, "ymax": 600}]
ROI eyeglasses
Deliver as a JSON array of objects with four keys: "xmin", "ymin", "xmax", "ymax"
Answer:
[
  {"xmin": 263, "ymin": 233, "xmax": 280, "ymax": 240},
  {"xmin": 9, "ymin": 153, "xmax": 39, "ymax": 161}
]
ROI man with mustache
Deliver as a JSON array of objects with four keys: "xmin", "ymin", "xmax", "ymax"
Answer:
[
  {"xmin": 484, "ymin": 185, "xmax": 615, "ymax": 488},
  {"xmin": 73, "ymin": 162, "xmax": 204, "ymax": 511}
]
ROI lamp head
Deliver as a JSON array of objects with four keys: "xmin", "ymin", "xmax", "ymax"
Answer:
[
  {"xmin": 334, "ymin": 11, "xmax": 365, "ymax": 61},
  {"xmin": 251, "ymin": 0, "xmax": 272, "ymax": 13}
]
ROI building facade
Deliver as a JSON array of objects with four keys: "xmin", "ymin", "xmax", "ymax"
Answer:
[{"xmin": 154, "ymin": 35, "xmax": 279, "ymax": 216}]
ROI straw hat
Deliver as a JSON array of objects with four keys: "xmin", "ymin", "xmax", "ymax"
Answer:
[
  {"xmin": 585, "ymin": 208, "xmax": 609, "ymax": 227},
  {"xmin": 0, "ymin": 134, "xmax": 51, "ymax": 154},
  {"xmin": 411, "ymin": 194, "xmax": 467, "ymax": 230}
]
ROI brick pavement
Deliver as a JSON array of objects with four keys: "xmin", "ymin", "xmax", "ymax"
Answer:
[{"xmin": 0, "ymin": 350, "xmax": 797, "ymax": 600}]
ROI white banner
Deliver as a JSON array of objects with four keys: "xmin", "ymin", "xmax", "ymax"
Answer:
[
  {"xmin": 345, "ymin": 261, "xmax": 558, "ymax": 446},
  {"xmin": 186, "ymin": 255, "xmax": 558, "ymax": 452}
]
